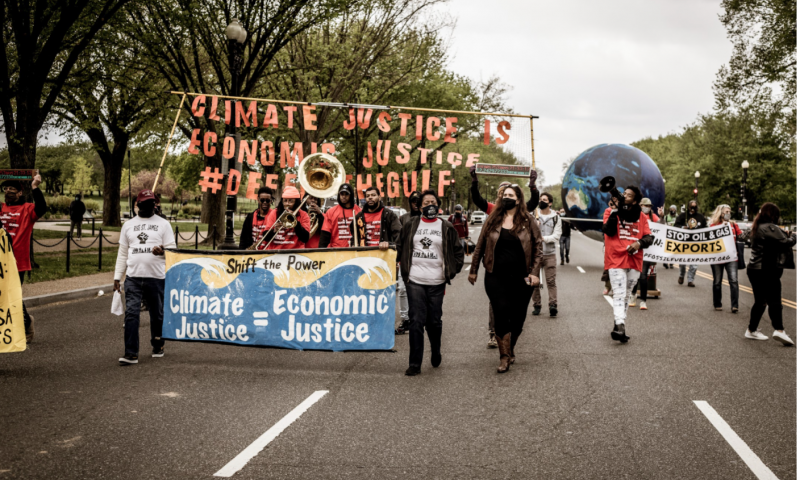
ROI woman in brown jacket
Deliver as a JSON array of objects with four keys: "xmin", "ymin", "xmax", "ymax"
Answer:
[{"xmin": 468, "ymin": 185, "xmax": 543, "ymax": 373}]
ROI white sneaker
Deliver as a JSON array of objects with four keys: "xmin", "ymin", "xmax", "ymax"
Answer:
[
  {"xmin": 639, "ymin": 301, "xmax": 647, "ymax": 310},
  {"xmin": 772, "ymin": 330, "xmax": 795, "ymax": 346},
  {"xmin": 628, "ymin": 295, "xmax": 636, "ymax": 307},
  {"xmin": 745, "ymin": 329, "xmax": 769, "ymax": 341}
]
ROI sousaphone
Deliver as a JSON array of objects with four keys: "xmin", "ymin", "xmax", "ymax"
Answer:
[{"xmin": 249, "ymin": 153, "xmax": 346, "ymax": 250}]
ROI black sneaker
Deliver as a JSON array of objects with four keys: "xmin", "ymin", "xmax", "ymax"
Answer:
[
  {"xmin": 431, "ymin": 351, "xmax": 442, "ymax": 368},
  {"xmin": 119, "ymin": 355, "xmax": 138, "ymax": 365},
  {"xmin": 395, "ymin": 319, "xmax": 410, "ymax": 335},
  {"xmin": 550, "ymin": 305, "xmax": 558, "ymax": 317},
  {"xmin": 566, "ymin": 256, "xmax": 570, "ymax": 264},
  {"xmin": 152, "ymin": 348, "xmax": 165, "ymax": 358},
  {"xmin": 560, "ymin": 259, "xmax": 565, "ymax": 265},
  {"xmin": 405, "ymin": 366, "xmax": 421, "ymax": 376},
  {"xmin": 611, "ymin": 324, "xmax": 629, "ymax": 343},
  {"xmin": 532, "ymin": 306, "xmax": 542, "ymax": 316}
]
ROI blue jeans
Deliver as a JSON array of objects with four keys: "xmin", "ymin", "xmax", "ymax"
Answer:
[
  {"xmin": 559, "ymin": 237, "xmax": 570, "ymax": 261},
  {"xmin": 397, "ymin": 277, "xmax": 409, "ymax": 322},
  {"xmin": 124, "ymin": 277, "xmax": 165, "ymax": 356},
  {"xmin": 711, "ymin": 261, "xmax": 739, "ymax": 309},
  {"xmin": 679, "ymin": 264, "xmax": 697, "ymax": 282},
  {"xmin": 406, "ymin": 281, "xmax": 445, "ymax": 368}
]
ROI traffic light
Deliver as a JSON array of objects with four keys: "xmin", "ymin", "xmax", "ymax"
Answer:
[{"xmin": 693, "ymin": 188, "xmax": 698, "ymax": 196}]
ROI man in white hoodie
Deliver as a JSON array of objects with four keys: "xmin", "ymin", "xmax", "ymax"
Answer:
[
  {"xmin": 532, "ymin": 192, "xmax": 561, "ymax": 317},
  {"xmin": 114, "ymin": 189, "xmax": 176, "ymax": 365}
]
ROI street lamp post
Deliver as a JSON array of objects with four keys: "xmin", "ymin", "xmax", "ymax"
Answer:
[
  {"xmin": 218, "ymin": 19, "xmax": 247, "ymax": 250},
  {"xmin": 451, "ymin": 164, "xmax": 457, "ymax": 212},
  {"xmin": 694, "ymin": 171, "xmax": 700, "ymax": 200},
  {"xmin": 741, "ymin": 160, "xmax": 749, "ymax": 221}
]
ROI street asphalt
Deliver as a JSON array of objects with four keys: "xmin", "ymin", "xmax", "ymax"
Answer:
[{"xmin": 0, "ymin": 229, "xmax": 795, "ymax": 479}]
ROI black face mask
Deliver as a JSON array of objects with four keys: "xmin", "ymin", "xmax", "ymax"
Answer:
[
  {"xmin": 538, "ymin": 201, "xmax": 549, "ymax": 210},
  {"xmin": 502, "ymin": 198, "xmax": 517, "ymax": 210},
  {"xmin": 422, "ymin": 205, "xmax": 438, "ymax": 219},
  {"xmin": 138, "ymin": 201, "xmax": 155, "ymax": 218},
  {"xmin": 455, "ymin": 211, "xmax": 462, "ymax": 219}
]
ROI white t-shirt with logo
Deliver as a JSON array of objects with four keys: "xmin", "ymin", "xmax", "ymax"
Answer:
[
  {"xmin": 114, "ymin": 215, "xmax": 177, "ymax": 280},
  {"xmin": 408, "ymin": 219, "xmax": 445, "ymax": 285}
]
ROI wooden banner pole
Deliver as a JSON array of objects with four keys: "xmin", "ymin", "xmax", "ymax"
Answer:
[
  {"xmin": 153, "ymin": 93, "xmax": 187, "ymax": 191},
  {"xmin": 529, "ymin": 116, "xmax": 536, "ymax": 170}
]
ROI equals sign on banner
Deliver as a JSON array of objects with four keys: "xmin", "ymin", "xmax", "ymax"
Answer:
[{"xmin": 253, "ymin": 312, "xmax": 269, "ymax": 326}]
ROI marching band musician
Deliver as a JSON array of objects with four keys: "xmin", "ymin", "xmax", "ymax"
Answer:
[
  {"xmin": 304, "ymin": 195, "xmax": 324, "ymax": 248},
  {"xmin": 262, "ymin": 186, "xmax": 311, "ymax": 250},
  {"xmin": 239, "ymin": 186, "xmax": 273, "ymax": 250},
  {"xmin": 319, "ymin": 184, "xmax": 361, "ymax": 248},
  {"xmin": 351, "ymin": 186, "xmax": 401, "ymax": 250}
]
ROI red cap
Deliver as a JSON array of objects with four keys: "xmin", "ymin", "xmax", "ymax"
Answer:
[
  {"xmin": 137, "ymin": 189, "xmax": 156, "ymax": 203},
  {"xmin": 283, "ymin": 186, "xmax": 301, "ymax": 199}
]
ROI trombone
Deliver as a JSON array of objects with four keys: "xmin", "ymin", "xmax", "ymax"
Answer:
[{"xmin": 249, "ymin": 153, "xmax": 346, "ymax": 250}]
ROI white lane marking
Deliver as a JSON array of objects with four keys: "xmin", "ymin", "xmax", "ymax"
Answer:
[
  {"xmin": 253, "ymin": 320, "xmax": 269, "ymax": 326},
  {"xmin": 577, "ymin": 266, "xmax": 586, "ymax": 273},
  {"xmin": 693, "ymin": 401, "xmax": 779, "ymax": 480},
  {"xmin": 462, "ymin": 266, "xmax": 470, "ymax": 272},
  {"xmin": 604, "ymin": 296, "xmax": 613, "ymax": 307},
  {"xmin": 214, "ymin": 390, "xmax": 328, "ymax": 477}
]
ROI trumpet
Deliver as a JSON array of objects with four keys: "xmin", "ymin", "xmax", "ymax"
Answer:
[{"xmin": 249, "ymin": 153, "xmax": 345, "ymax": 250}]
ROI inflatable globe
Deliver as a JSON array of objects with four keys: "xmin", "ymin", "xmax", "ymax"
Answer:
[{"xmin": 561, "ymin": 144, "xmax": 665, "ymax": 240}]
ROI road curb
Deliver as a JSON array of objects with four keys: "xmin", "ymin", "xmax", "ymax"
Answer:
[{"xmin": 24, "ymin": 284, "xmax": 114, "ymax": 308}]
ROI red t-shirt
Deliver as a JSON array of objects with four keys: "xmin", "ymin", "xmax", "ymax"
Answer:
[
  {"xmin": 0, "ymin": 202, "xmax": 39, "ymax": 271},
  {"xmin": 448, "ymin": 214, "xmax": 469, "ymax": 238},
  {"xmin": 265, "ymin": 209, "xmax": 311, "ymax": 250},
  {"xmin": 364, "ymin": 210, "xmax": 383, "ymax": 247},
  {"xmin": 321, "ymin": 204, "xmax": 361, "ymax": 248},
  {"xmin": 485, "ymin": 202, "xmax": 495, "ymax": 214},
  {"xmin": 250, "ymin": 209, "xmax": 271, "ymax": 250},
  {"xmin": 305, "ymin": 231, "xmax": 321, "ymax": 249},
  {"xmin": 603, "ymin": 208, "xmax": 652, "ymax": 271}
]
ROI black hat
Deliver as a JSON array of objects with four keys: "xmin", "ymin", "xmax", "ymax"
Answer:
[
  {"xmin": 338, "ymin": 183, "xmax": 355, "ymax": 208},
  {"xmin": 1, "ymin": 180, "xmax": 23, "ymax": 191}
]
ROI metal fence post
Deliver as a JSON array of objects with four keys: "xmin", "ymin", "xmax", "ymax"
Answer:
[
  {"xmin": 66, "ymin": 232, "xmax": 71, "ymax": 273},
  {"xmin": 175, "ymin": 225, "xmax": 179, "ymax": 246},
  {"xmin": 92, "ymin": 217, "xmax": 95, "ymax": 236},
  {"xmin": 98, "ymin": 228, "xmax": 103, "ymax": 271},
  {"xmin": 212, "ymin": 225, "xmax": 216, "ymax": 250},
  {"xmin": 195, "ymin": 225, "xmax": 199, "ymax": 249}
]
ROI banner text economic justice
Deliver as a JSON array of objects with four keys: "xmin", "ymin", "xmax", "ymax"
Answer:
[
  {"xmin": 163, "ymin": 247, "xmax": 397, "ymax": 351},
  {"xmin": 186, "ymin": 95, "xmax": 524, "ymax": 199}
]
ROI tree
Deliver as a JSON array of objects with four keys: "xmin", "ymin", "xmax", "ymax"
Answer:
[
  {"xmin": 53, "ymin": 15, "xmax": 168, "ymax": 227},
  {"xmin": 65, "ymin": 156, "xmax": 98, "ymax": 195},
  {"xmin": 130, "ymin": 0, "xmax": 354, "ymax": 242},
  {"xmin": 0, "ymin": 0, "xmax": 132, "ymax": 169}
]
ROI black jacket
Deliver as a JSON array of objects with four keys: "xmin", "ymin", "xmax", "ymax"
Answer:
[
  {"xmin": 675, "ymin": 212, "xmax": 707, "ymax": 230},
  {"xmin": 396, "ymin": 216, "xmax": 464, "ymax": 285},
  {"xmin": 747, "ymin": 223, "xmax": 796, "ymax": 270},
  {"xmin": 69, "ymin": 200, "xmax": 86, "ymax": 222},
  {"xmin": 350, "ymin": 206, "xmax": 401, "ymax": 246},
  {"xmin": 239, "ymin": 210, "xmax": 271, "ymax": 249}
]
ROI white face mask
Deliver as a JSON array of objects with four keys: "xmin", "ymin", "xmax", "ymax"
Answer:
[
  {"xmin": 642, "ymin": 207, "xmax": 651, "ymax": 214},
  {"xmin": 723, "ymin": 213, "xmax": 731, "ymax": 221}
]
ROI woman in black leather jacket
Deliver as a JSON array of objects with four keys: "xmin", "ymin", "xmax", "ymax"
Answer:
[{"xmin": 745, "ymin": 203, "xmax": 797, "ymax": 345}]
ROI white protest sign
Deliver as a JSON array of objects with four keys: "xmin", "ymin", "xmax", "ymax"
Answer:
[{"xmin": 643, "ymin": 222, "xmax": 738, "ymax": 266}]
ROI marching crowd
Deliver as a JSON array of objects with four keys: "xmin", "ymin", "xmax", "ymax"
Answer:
[{"xmin": 1, "ymin": 170, "xmax": 795, "ymax": 374}]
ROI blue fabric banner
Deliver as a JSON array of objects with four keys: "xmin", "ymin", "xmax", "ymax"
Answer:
[{"xmin": 163, "ymin": 248, "xmax": 396, "ymax": 351}]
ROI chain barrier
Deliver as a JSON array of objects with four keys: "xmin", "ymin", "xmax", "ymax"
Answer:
[
  {"xmin": 32, "ymin": 236, "xmax": 68, "ymax": 247},
  {"xmin": 70, "ymin": 236, "xmax": 100, "ymax": 249}
]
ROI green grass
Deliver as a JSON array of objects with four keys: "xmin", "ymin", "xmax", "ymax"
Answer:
[
  {"xmin": 33, "ymin": 229, "xmax": 96, "ymax": 240},
  {"xmin": 26, "ymin": 247, "xmax": 118, "ymax": 283}
]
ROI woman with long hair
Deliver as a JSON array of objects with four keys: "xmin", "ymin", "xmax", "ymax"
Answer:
[
  {"xmin": 709, "ymin": 204, "xmax": 742, "ymax": 312},
  {"xmin": 468, "ymin": 185, "xmax": 543, "ymax": 373},
  {"xmin": 745, "ymin": 203, "xmax": 796, "ymax": 345}
]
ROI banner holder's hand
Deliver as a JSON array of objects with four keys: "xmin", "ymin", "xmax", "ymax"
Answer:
[
  {"xmin": 469, "ymin": 165, "xmax": 478, "ymax": 183},
  {"xmin": 528, "ymin": 169, "xmax": 538, "ymax": 189},
  {"xmin": 526, "ymin": 274, "xmax": 540, "ymax": 287},
  {"xmin": 31, "ymin": 173, "xmax": 42, "ymax": 190},
  {"xmin": 378, "ymin": 241, "xmax": 389, "ymax": 251},
  {"xmin": 626, "ymin": 241, "xmax": 641, "ymax": 254},
  {"xmin": 113, "ymin": 280, "xmax": 121, "ymax": 293},
  {"xmin": 152, "ymin": 245, "xmax": 165, "ymax": 256}
]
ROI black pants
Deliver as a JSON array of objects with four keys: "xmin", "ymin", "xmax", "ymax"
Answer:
[
  {"xmin": 124, "ymin": 277, "xmax": 166, "ymax": 356},
  {"xmin": 559, "ymin": 236, "xmax": 571, "ymax": 261},
  {"xmin": 18, "ymin": 272, "xmax": 31, "ymax": 331},
  {"xmin": 406, "ymin": 281, "xmax": 445, "ymax": 368},
  {"xmin": 747, "ymin": 269, "xmax": 784, "ymax": 332},
  {"xmin": 484, "ymin": 271, "xmax": 534, "ymax": 338},
  {"xmin": 631, "ymin": 262, "xmax": 653, "ymax": 301}
]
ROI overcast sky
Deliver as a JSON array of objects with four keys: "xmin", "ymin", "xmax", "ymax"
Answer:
[{"xmin": 444, "ymin": 0, "xmax": 733, "ymax": 186}]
